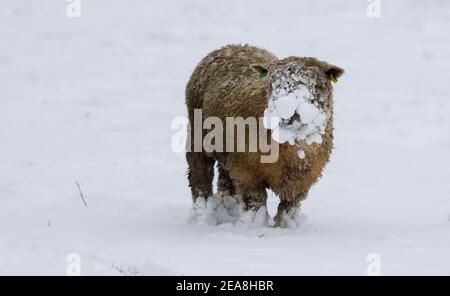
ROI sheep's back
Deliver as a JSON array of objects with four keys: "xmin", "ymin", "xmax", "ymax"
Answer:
[{"xmin": 186, "ymin": 44, "xmax": 277, "ymax": 119}]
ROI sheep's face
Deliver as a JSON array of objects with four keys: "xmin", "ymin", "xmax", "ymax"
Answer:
[{"xmin": 252, "ymin": 58, "xmax": 344, "ymax": 145}]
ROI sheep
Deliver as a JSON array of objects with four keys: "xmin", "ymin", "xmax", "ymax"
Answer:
[{"xmin": 185, "ymin": 44, "xmax": 344, "ymax": 227}]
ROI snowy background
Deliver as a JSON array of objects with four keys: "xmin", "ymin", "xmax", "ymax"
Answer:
[{"xmin": 1, "ymin": 0, "xmax": 449, "ymax": 275}]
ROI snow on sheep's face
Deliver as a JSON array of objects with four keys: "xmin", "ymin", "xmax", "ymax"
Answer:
[{"xmin": 251, "ymin": 58, "xmax": 344, "ymax": 146}]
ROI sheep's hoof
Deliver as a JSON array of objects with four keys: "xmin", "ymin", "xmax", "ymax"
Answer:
[
  {"xmin": 236, "ymin": 206, "xmax": 270, "ymax": 227},
  {"xmin": 188, "ymin": 196, "xmax": 219, "ymax": 225},
  {"xmin": 274, "ymin": 207, "xmax": 308, "ymax": 228},
  {"xmin": 188, "ymin": 194, "xmax": 242, "ymax": 225},
  {"xmin": 216, "ymin": 192, "xmax": 240, "ymax": 218}
]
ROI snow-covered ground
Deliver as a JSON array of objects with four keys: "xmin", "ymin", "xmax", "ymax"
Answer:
[{"xmin": 0, "ymin": 0, "xmax": 449, "ymax": 275}]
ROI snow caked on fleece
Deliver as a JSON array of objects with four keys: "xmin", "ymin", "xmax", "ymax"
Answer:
[{"xmin": 263, "ymin": 64, "xmax": 330, "ymax": 159}]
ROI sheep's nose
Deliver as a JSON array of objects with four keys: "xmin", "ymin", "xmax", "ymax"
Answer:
[{"xmin": 281, "ymin": 113, "xmax": 300, "ymax": 127}]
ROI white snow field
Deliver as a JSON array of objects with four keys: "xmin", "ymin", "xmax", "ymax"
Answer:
[{"xmin": 1, "ymin": 0, "xmax": 450, "ymax": 275}]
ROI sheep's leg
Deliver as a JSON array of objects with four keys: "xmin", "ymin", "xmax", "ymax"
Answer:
[
  {"xmin": 217, "ymin": 162, "xmax": 235, "ymax": 196},
  {"xmin": 213, "ymin": 162, "xmax": 240, "ymax": 219},
  {"xmin": 186, "ymin": 151, "xmax": 215, "ymax": 200},
  {"xmin": 186, "ymin": 151, "xmax": 218, "ymax": 224},
  {"xmin": 274, "ymin": 193, "xmax": 308, "ymax": 228},
  {"xmin": 241, "ymin": 187, "xmax": 267, "ymax": 211},
  {"xmin": 186, "ymin": 106, "xmax": 215, "ymax": 201},
  {"xmin": 236, "ymin": 184, "xmax": 269, "ymax": 226}
]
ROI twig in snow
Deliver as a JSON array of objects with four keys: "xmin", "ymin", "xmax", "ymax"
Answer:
[
  {"xmin": 257, "ymin": 233, "xmax": 265, "ymax": 238},
  {"xmin": 75, "ymin": 181, "xmax": 88, "ymax": 207},
  {"xmin": 112, "ymin": 263, "xmax": 139, "ymax": 276}
]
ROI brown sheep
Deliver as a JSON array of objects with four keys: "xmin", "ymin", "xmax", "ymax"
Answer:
[{"xmin": 185, "ymin": 44, "xmax": 344, "ymax": 227}]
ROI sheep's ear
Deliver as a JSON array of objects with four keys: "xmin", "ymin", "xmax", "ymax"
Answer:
[
  {"xmin": 250, "ymin": 64, "xmax": 269, "ymax": 78},
  {"xmin": 324, "ymin": 64, "xmax": 344, "ymax": 83},
  {"xmin": 302, "ymin": 57, "xmax": 344, "ymax": 83}
]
